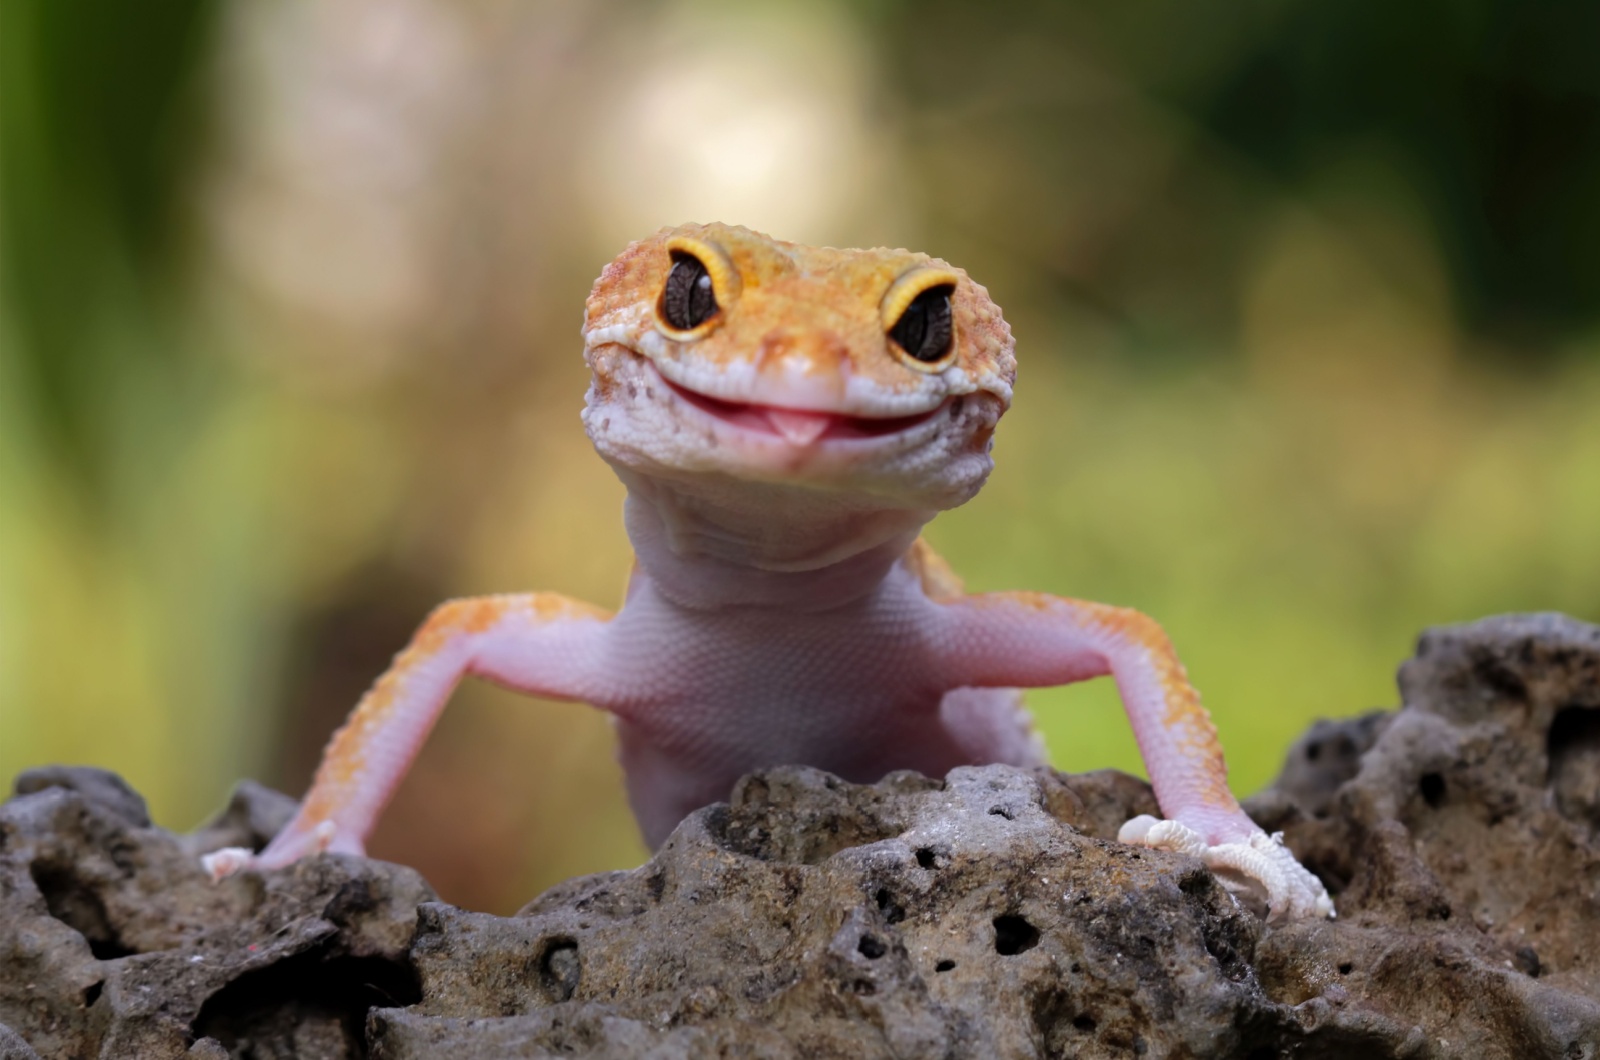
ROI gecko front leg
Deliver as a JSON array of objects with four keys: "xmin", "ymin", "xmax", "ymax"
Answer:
[
  {"xmin": 934, "ymin": 592, "xmax": 1334, "ymax": 921},
  {"xmin": 203, "ymin": 593, "xmax": 615, "ymax": 880}
]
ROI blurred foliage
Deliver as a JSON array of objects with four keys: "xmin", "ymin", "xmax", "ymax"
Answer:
[
  {"xmin": 1, "ymin": 0, "xmax": 217, "ymax": 486},
  {"xmin": 871, "ymin": 0, "xmax": 1600, "ymax": 350},
  {"xmin": 1193, "ymin": 1, "xmax": 1600, "ymax": 343},
  {"xmin": 2, "ymin": 0, "xmax": 1597, "ymax": 914}
]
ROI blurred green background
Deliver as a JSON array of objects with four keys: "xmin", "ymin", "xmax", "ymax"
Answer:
[{"xmin": 3, "ymin": 0, "xmax": 1598, "ymax": 914}]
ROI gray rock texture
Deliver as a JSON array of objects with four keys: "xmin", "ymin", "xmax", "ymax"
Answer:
[{"xmin": 2, "ymin": 612, "xmax": 1599, "ymax": 1058}]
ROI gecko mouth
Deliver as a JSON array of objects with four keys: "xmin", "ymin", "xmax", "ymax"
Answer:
[{"xmin": 662, "ymin": 376, "xmax": 945, "ymax": 446}]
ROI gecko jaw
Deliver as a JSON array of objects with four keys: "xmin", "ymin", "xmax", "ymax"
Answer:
[{"xmin": 660, "ymin": 373, "xmax": 947, "ymax": 448}]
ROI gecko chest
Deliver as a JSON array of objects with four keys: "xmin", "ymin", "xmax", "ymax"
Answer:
[{"xmin": 603, "ymin": 583, "xmax": 947, "ymax": 768}]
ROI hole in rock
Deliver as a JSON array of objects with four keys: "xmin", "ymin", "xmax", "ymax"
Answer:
[
  {"xmin": 1338, "ymin": 962, "xmax": 1353, "ymax": 975},
  {"xmin": 993, "ymin": 915, "xmax": 1040, "ymax": 956},
  {"xmin": 915, "ymin": 848, "xmax": 938, "ymax": 870},
  {"xmin": 1419, "ymin": 772, "xmax": 1446, "ymax": 808},
  {"xmin": 30, "ymin": 861, "xmax": 134, "ymax": 959},
  {"xmin": 1549, "ymin": 705, "xmax": 1600, "ymax": 758},
  {"xmin": 194, "ymin": 949, "xmax": 420, "ymax": 1060},
  {"xmin": 83, "ymin": 981, "xmax": 103, "ymax": 1008},
  {"xmin": 1306, "ymin": 741, "xmax": 1321, "ymax": 761},
  {"xmin": 538, "ymin": 938, "xmax": 581, "ymax": 1002},
  {"xmin": 857, "ymin": 935, "xmax": 887, "ymax": 960},
  {"xmin": 1073, "ymin": 1014, "xmax": 1097, "ymax": 1032},
  {"xmin": 1473, "ymin": 655, "xmax": 1528, "ymax": 703},
  {"xmin": 988, "ymin": 806, "xmax": 1014, "ymax": 820},
  {"xmin": 935, "ymin": 959, "xmax": 955, "ymax": 972},
  {"xmin": 874, "ymin": 888, "xmax": 906, "ymax": 924},
  {"xmin": 1548, "ymin": 705, "xmax": 1600, "ymax": 827}
]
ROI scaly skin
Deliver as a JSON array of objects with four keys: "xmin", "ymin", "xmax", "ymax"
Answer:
[{"xmin": 204, "ymin": 223, "xmax": 1333, "ymax": 921}]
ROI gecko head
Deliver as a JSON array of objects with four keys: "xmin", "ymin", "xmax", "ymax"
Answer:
[{"xmin": 580, "ymin": 223, "xmax": 1016, "ymax": 512}]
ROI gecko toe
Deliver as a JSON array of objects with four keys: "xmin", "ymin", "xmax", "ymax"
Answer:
[
  {"xmin": 201, "ymin": 846, "xmax": 255, "ymax": 882},
  {"xmin": 1202, "ymin": 832, "xmax": 1334, "ymax": 922},
  {"xmin": 1119, "ymin": 816, "xmax": 1335, "ymax": 922}
]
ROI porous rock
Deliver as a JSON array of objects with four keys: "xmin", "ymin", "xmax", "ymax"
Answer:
[{"xmin": 2, "ymin": 612, "xmax": 1599, "ymax": 1058}]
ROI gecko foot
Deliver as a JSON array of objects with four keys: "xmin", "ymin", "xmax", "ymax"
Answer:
[
  {"xmin": 200, "ymin": 846, "xmax": 256, "ymax": 882},
  {"xmin": 1118, "ymin": 815, "xmax": 1335, "ymax": 922},
  {"xmin": 201, "ymin": 819, "xmax": 352, "ymax": 882}
]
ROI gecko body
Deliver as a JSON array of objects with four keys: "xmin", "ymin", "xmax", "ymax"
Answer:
[{"xmin": 205, "ymin": 224, "xmax": 1333, "ymax": 921}]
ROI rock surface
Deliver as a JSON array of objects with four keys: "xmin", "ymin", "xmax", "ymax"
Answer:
[{"xmin": 2, "ymin": 612, "xmax": 1599, "ymax": 1059}]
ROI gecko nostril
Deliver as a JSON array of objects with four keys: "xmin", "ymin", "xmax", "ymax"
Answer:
[{"xmin": 756, "ymin": 329, "xmax": 851, "ymax": 377}]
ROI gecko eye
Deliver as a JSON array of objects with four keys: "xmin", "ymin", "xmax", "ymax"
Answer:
[
  {"xmin": 661, "ymin": 252, "xmax": 719, "ymax": 332},
  {"xmin": 888, "ymin": 285, "xmax": 955, "ymax": 369}
]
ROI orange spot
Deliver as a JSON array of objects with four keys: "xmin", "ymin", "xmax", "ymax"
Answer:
[
  {"xmin": 1014, "ymin": 592, "xmax": 1055, "ymax": 613},
  {"xmin": 589, "ymin": 368, "xmax": 618, "ymax": 403},
  {"xmin": 445, "ymin": 596, "xmax": 513, "ymax": 632},
  {"xmin": 411, "ymin": 596, "xmax": 510, "ymax": 654},
  {"xmin": 529, "ymin": 593, "xmax": 611, "ymax": 622},
  {"xmin": 904, "ymin": 537, "xmax": 966, "ymax": 602},
  {"xmin": 963, "ymin": 590, "xmax": 1040, "ymax": 612}
]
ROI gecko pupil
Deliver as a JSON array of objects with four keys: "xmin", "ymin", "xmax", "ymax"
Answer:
[
  {"xmin": 890, "ymin": 285, "xmax": 954, "ymax": 364},
  {"xmin": 663, "ymin": 253, "xmax": 718, "ymax": 330}
]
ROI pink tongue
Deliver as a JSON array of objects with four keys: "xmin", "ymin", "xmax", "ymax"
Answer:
[{"xmin": 765, "ymin": 408, "xmax": 832, "ymax": 446}]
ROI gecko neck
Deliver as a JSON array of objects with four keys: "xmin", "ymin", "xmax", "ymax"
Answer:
[{"xmin": 616, "ymin": 467, "xmax": 934, "ymax": 611}]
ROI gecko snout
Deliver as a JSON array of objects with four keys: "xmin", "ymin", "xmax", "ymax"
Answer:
[
  {"xmin": 755, "ymin": 327, "xmax": 852, "ymax": 381},
  {"xmin": 741, "ymin": 327, "xmax": 854, "ymax": 411}
]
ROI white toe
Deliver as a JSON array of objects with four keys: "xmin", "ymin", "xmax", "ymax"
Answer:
[
  {"xmin": 1120, "ymin": 818, "xmax": 1335, "ymax": 921},
  {"xmin": 201, "ymin": 846, "xmax": 254, "ymax": 883}
]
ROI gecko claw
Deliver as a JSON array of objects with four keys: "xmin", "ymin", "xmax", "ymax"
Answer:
[{"xmin": 1119, "ymin": 814, "xmax": 1335, "ymax": 922}]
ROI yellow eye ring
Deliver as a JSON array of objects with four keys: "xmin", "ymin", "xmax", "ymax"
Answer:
[
  {"xmin": 881, "ymin": 266, "xmax": 961, "ymax": 372},
  {"xmin": 656, "ymin": 236, "xmax": 742, "ymax": 339}
]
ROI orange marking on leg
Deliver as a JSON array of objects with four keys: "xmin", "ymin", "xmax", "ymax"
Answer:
[
  {"xmin": 1072, "ymin": 603, "xmax": 1206, "ymax": 726},
  {"xmin": 297, "ymin": 593, "xmax": 613, "ymax": 826},
  {"xmin": 964, "ymin": 589, "xmax": 1054, "ymax": 613},
  {"xmin": 299, "ymin": 600, "xmax": 508, "ymax": 823},
  {"xmin": 965, "ymin": 593, "xmax": 1227, "ymax": 767},
  {"xmin": 528, "ymin": 593, "xmax": 612, "ymax": 622},
  {"xmin": 301, "ymin": 670, "xmax": 407, "ymax": 821},
  {"xmin": 1066, "ymin": 600, "xmax": 1237, "ymax": 809},
  {"xmin": 413, "ymin": 596, "xmax": 513, "ymax": 652}
]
